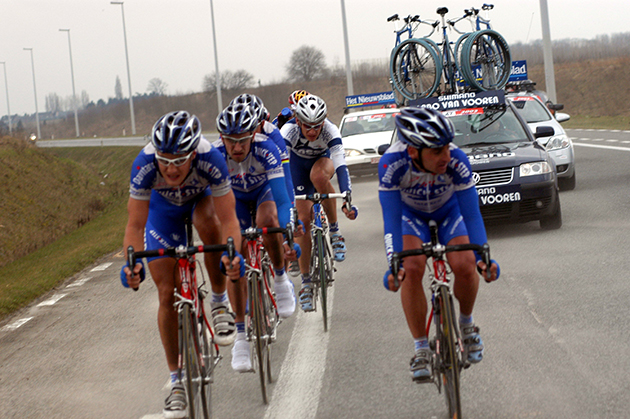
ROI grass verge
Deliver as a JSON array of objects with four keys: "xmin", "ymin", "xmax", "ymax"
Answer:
[{"xmin": 0, "ymin": 200, "xmax": 128, "ymax": 319}]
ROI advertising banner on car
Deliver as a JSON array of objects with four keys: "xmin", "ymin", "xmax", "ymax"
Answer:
[
  {"xmin": 345, "ymin": 91, "xmax": 396, "ymax": 108},
  {"xmin": 409, "ymin": 90, "xmax": 505, "ymax": 112}
]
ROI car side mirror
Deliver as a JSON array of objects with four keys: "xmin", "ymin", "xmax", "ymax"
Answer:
[
  {"xmin": 534, "ymin": 126, "xmax": 555, "ymax": 139},
  {"xmin": 378, "ymin": 144, "xmax": 390, "ymax": 155},
  {"xmin": 555, "ymin": 112, "xmax": 570, "ymax": 123},
  {"xmin": 548, "ymin": 103, "xmax": 564, "ymax": 111}
]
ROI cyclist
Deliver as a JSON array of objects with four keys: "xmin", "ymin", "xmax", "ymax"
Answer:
[
  {"xmin": 378, "ymin": 107, "xmax": 499, "ymax": 382},
  {"xmin": 273, "ymin": 89, "xmax": 309, "ymax": 129},
  {"xmin": 215, "ymin": 102, "xmax": 298, "ymax": 372},
  {"xmin": 230, "ymin": 93, "xmax": 303, "ymax": 276},
  {"xmin": 280, "ymin": 94, "xmax": 358, "ymax": 312},
  {"xmin": 120, "ymin": 110, "xmax": 243, "ymax": 418}
]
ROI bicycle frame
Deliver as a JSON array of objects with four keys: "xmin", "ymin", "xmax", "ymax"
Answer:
[{"xmin": 127, "ymin": 234, "xmax": 233, "ymax": 419}]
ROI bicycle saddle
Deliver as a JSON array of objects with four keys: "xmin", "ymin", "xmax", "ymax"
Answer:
[{"xmin": 437, "ymin": 7, "xmax": 448, "ymax": 16}]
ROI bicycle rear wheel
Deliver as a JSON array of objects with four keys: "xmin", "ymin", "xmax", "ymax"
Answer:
[
  {"xmin": 437, "ymin": 286, "xmax": 462, "ymax": 419},
  {"xmin": 390, "ymin": 38, "xmax": 441, "ymax": 101},
  {"xmin": 251, "ymin": 272, "xmax": 269, "ymax": 404},
  {"xmin": 182, "ymin": 304, "xmax": 206, "ymax": 419},
  {"xmin": 460, "ymin": 29, "xmax": 511, "ymax": 91}
]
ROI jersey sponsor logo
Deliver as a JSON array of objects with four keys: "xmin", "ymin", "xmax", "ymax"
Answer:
[
  {"xmin": 384, "ymin": 233, "xmax": 394, "ymax": 262},
  {"xmin": 381, "ymin": 157, "xmax": 407, "ymax": 184},
  {"xmin": 132, "ymin": 163, "xmax": 154, "ymax": 186}
]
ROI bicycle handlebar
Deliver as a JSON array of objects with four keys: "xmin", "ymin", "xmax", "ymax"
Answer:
[
  {"xmin": 295, "ymin": 192, "xmax": 347, "ymax": 202},
  {"xmin": 126, "ymin": 238, "xmax": 235, "ymax": 291},
  {"xmin": 391, "ymin": 241, "xmax": 492, "ymax": 287}
]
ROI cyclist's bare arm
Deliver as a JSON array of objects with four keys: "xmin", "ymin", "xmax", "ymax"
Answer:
[
  {"xmin": 213, "ymin": 190, "xmax": 243, "ymax": 279},
  {"xmin": 122, "ymin": 197, "xmax": 150, "ymax": 288}
]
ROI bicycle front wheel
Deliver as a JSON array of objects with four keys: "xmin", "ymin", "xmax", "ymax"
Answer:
[
  {"xmin": 251, "ymin": 272, "xmax": 269, "ymax": 404},
  {"xmin": 390, "ymin": 38, "xmax": 441, "ymax": 101},
  {"xmin": 198, "ymin": 310, "xmax": 215, "ymax": 418},
  {"xmin": 315, "ymin": 230, "xmax": 329, "ymax": 332},
  {"xmin": 182, "ymin": 304, "xmax": 205, "ymax": 419},
  {"xmin": 460, "ymin": 29, "xmax": 511, "ymax": 91},
  {"xmin": 262, "ymin": 263, "xmax": 277, "ymax": 384},
  {"xmin": 437, "ymin": 286, "xmax": 462, "ymax": 419}
]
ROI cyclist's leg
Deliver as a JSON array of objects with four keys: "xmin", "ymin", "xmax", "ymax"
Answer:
[
  {"xmin": 311, "ymin": 156, "xmax": 346, "ymax": 261},
  {"xmin": 290, "ymin": 152, "xmax": 317, "ymax": 310},
  {"xmin": 440, "ymin": 206, "xmax": 483, "ymax": 363},
  {"xmin": 256, "ymin": 195, "xmax": 296, "ymax": 318},
  {"xmin": 193, "ymin": 192, "xmax": 237, "ymax": 346}
]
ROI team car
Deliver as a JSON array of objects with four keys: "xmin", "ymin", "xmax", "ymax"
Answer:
[
  {"xmin": 506, "ymin": 92, "xmax": 576, "ymax": 190},
  {"xmin": 339, "ymin": 107, "xmax": 400, "ymax": 175},
  {"xmin": 383, "ymin": 90, "xmax": 562, "ymax": 230}
]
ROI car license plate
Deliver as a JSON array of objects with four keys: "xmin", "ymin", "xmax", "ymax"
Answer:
[{"xmin": 370, "ymin": 157, "xmax": 380, "ymax": 164}]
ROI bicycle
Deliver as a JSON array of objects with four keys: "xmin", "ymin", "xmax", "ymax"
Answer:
[
  {"xmin": 387, "ymin": 14, "xmax": 440, "ymax": 104},
  {"xmin": 390, "ymin": 220, "xmax": 491, "ymax": 419},
  {"xmin": 455, "ymin": 5, "xmax": 512, "ymax": 92},
  {"xmin": 240, "ymin": 223, "xmax": 294, "ymax": 404},
  {"xmin": 294, "ymin": 192, "xmax": 347, "ymax": 332},
  {"xmin": 127, "ymin": 221, "xmax": 234, "ymax": 419}
]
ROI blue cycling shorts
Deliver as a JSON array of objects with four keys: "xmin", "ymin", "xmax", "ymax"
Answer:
[
  {"xmin": 289, "ymin": 150, "xmax": 331, "ymax": 195},
  {"xmin": 144, "ymin": 188, "xmax": 212, "ymax": 261},
  {"xmin": 234, "ymin": 184, "xmax": 274, "ymax": 230},
  {"xmin": 401, "ymin": 196, "xmax": 469, "ymax": 245}
]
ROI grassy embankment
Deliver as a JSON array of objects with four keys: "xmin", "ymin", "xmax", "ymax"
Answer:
[{"xmin": 0, "ymin": 139, "xmax": 140, "ymax": 320}]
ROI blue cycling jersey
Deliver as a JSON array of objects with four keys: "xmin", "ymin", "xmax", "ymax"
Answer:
[
  {"xmin": 129, "ymin": 137, "xmax": 231, "ymax": 205},
  {"xmin": 280, "ymin": 119, "xmax": 352, "ymax": 193},
  {"xmin": 378, "ymin": 141, "xmax": 488, "ymax": 263},
  {"xmin": 213, "ymin": 134, "xmax": 292, "ymax": 229},
  {"xmin": 261, "ymin": 120, "xmax": 295, "ymax": 202}
]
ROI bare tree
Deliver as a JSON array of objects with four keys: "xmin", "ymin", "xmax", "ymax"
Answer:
[
  {"xmin": 80, "ymin": 90, "xmax": 90, "ymax": 109},
  {"xmin": 114, "ymin": 75, "xmax": 123, "ymax": 100},
  {"xmin": 202, "ymin": 69, "xmax": 255, "ymax": 93},
  {"xmin": 147, "ymin": 78, "xmax": 168, "ymax": 96},
  {"xmin": 45, "ymin": 93, "xmax": 62, "ymax": 114},
  {"xmin": 286, "ymin": 45, "xmax": 328, "ymax": 82}
]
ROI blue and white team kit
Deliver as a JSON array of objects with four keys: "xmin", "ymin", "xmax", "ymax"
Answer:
[
  {"xmin": 280, "ymin": 119, "xmax": 352, "ymax": 195},
  {"xmin": 212, "ymin": 133, "xmax": 292, "ymax": 230},
  {"xmin": 378, "ymin": 140, "xmax": 488, "ymax": 263},
  {"xmin": 129, "ymin": 137, "xmax": 231, "ymax": 253}
]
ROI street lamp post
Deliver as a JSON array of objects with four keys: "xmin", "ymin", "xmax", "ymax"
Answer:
[
  {"xmin": 111, "ymin": 1, "xmax": 136, "ymax": 135},
  {"xmin": 209, "ymin": 0, "xmax": 222, "ymax": 112},
  {"xmin": 23, "ymin": 48, "xmax": 41, "ymax": 140},
  {"xmin": 340, "ymin": 0, "xmax": 354, "ymax": 96},
  {"xmin": 0, "ymin": 62, "xmax": 11, "ymax": 136},
  {"xmin": 59, "ymin": 29, "xmax": 80, "ymax": 137}
]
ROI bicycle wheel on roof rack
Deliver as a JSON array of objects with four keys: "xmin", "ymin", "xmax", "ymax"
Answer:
[
  {"xmin": 390, "ymin": 38, "xmax": 441, "ymax": 101},
  {"xmin": 460, "ymin": 29, "xmax": 511, "ymax": 91}
]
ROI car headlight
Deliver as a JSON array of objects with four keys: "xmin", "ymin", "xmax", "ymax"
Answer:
[
  {"xmin": 545, "ymin": 134, "xmax": 571, "ymax": 151},
  {"xmin": 520, "ymin": 161, "xmax": 553, "ymax": 177},
  {"xmin": 344, "ymin": 148, "xmax": 363, "ymax": 157}
]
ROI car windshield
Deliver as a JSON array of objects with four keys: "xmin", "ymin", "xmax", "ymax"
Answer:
[
  {"xmin": 509, "ymin": 97, "xmax": 552, "ymax": 123},
  {"xmin": 341, "ymin": 112, "xmax": 399, "ymax": 137},
  {"xmin": 446, "ymin": 105, "xmax": 530, "ymax": 147}
]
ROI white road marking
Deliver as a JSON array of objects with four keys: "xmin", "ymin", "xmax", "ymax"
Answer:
[
  {"xmin": 264, "ymin": 287, "xmax": 335, "ymax": 419},
  {"xmin": 91, "ymin": 262, "xmax": 113, "ymax": 272},
  {"xmin": 606, "ymin": 139, "xmax": 619, "ymax": 142},
  {"xmin": 66, "ymin": 277, "xmax": 93, "ymax": 288},
  {"xmin": 573, "ymin": 142, "xmax": 630, "ymax": 152},
  {"xmin": 1, "ymin": 317, "xmax": 33, "ymax": 332},
  {"xmin": 36, "ymin": 293, "xmax": 67, "ymax": 307}
]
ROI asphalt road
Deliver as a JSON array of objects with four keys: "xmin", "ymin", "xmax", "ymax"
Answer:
[{"xmin": 2, "ymin": 129, "xmax": 630, "ymax": 418}]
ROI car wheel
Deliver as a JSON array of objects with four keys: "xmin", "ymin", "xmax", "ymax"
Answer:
[
  {"xmin": 540, "ymin": 195, "xmax": 562, "ymax": 230},
  {"xmin": 558, "ymin": 172, "xmax": 576, "ymax": 191}
]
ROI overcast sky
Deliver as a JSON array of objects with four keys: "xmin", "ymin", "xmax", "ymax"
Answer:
[{"xmin": 1, "ymin": 0, "xmax": 628, "ymax": 116}]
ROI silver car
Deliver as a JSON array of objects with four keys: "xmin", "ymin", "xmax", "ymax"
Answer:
[{"xmin": 507, "ymin": 93, "xmax": 576, "ymax": 190}]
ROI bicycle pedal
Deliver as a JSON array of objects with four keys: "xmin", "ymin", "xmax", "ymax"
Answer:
[{"xmin": 412, "ymin": 374, "xmax": 434, "ymax": 384}]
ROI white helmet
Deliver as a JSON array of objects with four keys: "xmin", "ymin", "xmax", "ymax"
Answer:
[{"xmin": 295, "ymin": 94, "xmax": 327, "ymax": 125}]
